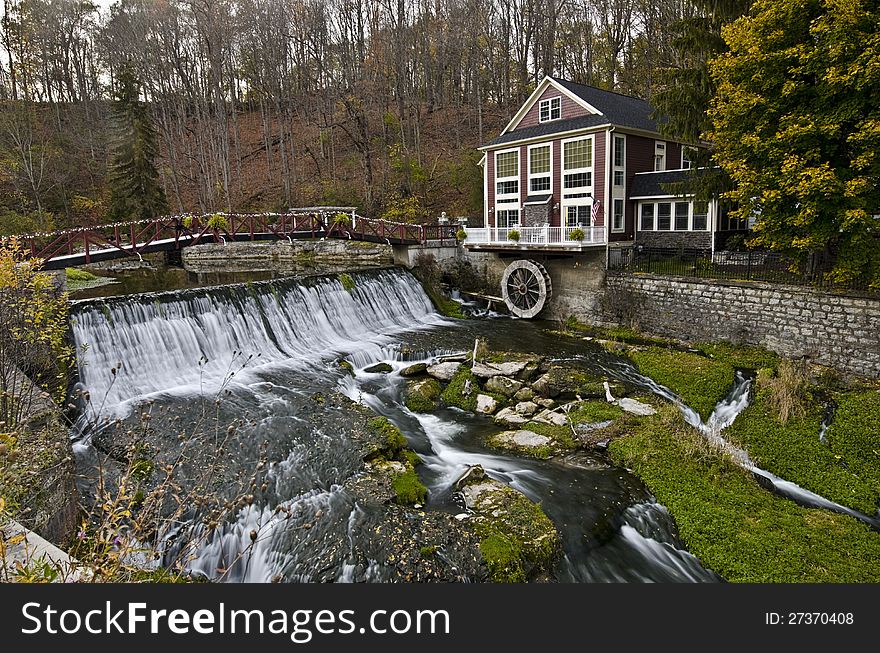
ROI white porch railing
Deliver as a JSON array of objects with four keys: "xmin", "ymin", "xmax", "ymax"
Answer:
[{"xmin": 463, "ymin": 225, "xmax": 606, "ymax": 247}]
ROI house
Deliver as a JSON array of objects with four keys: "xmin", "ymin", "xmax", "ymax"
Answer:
[{"xmin": 466, "ymin": 76, "xmax": 734, "ymax": 252}]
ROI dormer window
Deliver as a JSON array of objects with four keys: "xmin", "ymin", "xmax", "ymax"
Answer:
[{"xmin": 539, "ymin": 97, "xmax": 561, "ymax": 123}]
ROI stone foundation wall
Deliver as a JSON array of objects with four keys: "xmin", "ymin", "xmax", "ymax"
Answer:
[
  {"xmin": 603, "ymin": 274, "xmax": 880, "ymax": 378},
  {"xmin": 182, "ymin": 239, "xmax": 394, "ymax": 267}
]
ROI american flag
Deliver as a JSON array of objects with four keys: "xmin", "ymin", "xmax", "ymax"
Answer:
[{"xmin": 591, "ymin": 199, "xmax": 602, "ymax": 224}]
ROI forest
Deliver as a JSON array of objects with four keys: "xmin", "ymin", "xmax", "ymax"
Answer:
[{"xmin": 0, "ymin": 0, "xmax": 718, "ymax": 232}]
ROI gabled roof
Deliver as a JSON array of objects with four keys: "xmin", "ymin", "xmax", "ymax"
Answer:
[
  {"xmin": 482, "ymin": 76, "xmax": 665, "ymax": 149},
  {"xmin": 483, "ymin": 115, "xmax": 609, "ymax": 147},
  {"xmin": 551, "ymin": 78, "xmax": 661, "ymax": 133}
]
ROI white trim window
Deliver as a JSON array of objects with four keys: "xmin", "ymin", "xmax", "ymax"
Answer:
[
  {"xmin": 538, "ymin": 96, "xmax": 561, "ymax": 123},
  {"xmin": 613, "ymin": 135, "xmax": 626, "ymax": 187},
  {"xmin": 639, "ymin": 203, "xmax": 655, "ymax": 230},
  {"xmin": 528, "ymin": 143, "xmax": 552, "ymax": 194},
  {"xmin": 564, "ymin": 205, "xmax": 591, "ymax": 227},
  {"xmin": 637, "ymin": 200, "xmax": 711, "ymax": 232},
  {"xmin": 693, "ymin": 201, "xmax": 709, "ymax": 230},
  {"xmin": 654, "ymin": 141, "xmax": 666, "ymax": 172},
  {"xmin": 496, "ymin": 208, "xmax": 520, "ymax": 229},
  {"xmin": 612, "ymin": 198, "xmax": 625, "ymax": 233},
  {"xmin": 495, "ymin": 148, "xmax": 520, "ymax": 204},
  {"xmin": 561, "ymin": 136, "xmax": 593, "ymax": 197},
  {"xmin": 681, "ymin": 146, "xmax": 697, "ymax": 169}
]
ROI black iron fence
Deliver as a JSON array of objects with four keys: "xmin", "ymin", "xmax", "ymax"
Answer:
[{"xmin": 607, "ymin": 246, "xmax": 878, "ymax": 295}]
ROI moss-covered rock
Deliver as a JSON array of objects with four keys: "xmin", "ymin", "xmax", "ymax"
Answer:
[
  {"xmin": 392, "ymin": 468, "xmax": 428, "ymax": 505},
  {"xmin": 364, "ymin": 362, "xmax": 393, "ymax": 374},
  {"xmin": 531, "ymin": 366, "xmax": 615, "ymax": 400},
  {"xmin": 400, "ymin": 363, "xmax": 428, "ymax": 377},
  {"xmin": 440, "ymin": 365, "xmax": 480, "ymax": 411},
  {"xmin": 405, "ymin": 378, "xmax": 443, "ymax": 413},
  {"xmin": 364, "ymin": 416, "xmax": 408, "ymax": 461},
  {"xmin": 461, "ymin": 479, "xmax": 560, "ymax": 582},
  {"xmin": 487, "ymin": 429, "xmax": 567, "ymax": 460}
]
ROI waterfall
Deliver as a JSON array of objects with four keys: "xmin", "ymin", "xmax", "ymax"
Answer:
[{"xmin": 70, "ymin": 268, "xmax": 445, "ymax": 418}]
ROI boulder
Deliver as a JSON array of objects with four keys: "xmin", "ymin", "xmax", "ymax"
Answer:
[
  {"xmin": 400, "ymin": 363, "xmax": 428, "ymax": 377},
  {"xmin": 405, "ymin": 378, "xmax": 442, "ymax": 412},
  {"xmin": 515, "ymin": 401, "xmax": 539, "ymax": 416},
  {"xmin": 536, "ymin": 398, "xmax": 556, "ymax": 409},
  {"xmin": 453, "ymin": 464, "xmax": 486, "ymax": 490},
  {"xmin": 493, "ymin": 430, "xmax": 552, "ymax": 449},
  {"xmin": 485, "ymin": 376, "xmax": 523, "ymax": 397},
  {"xmin": 426, "ymin": 361, "xmax": 461, "ymax": 381},
  {"xmin": 531, "ymin": 410, "xmax": 568, "ymax": 427},
  {"xmin": 513, "ymin": 387, "xmax": 535, "ymax": 402},
  {"xmin": 617, "ymin": 397, "xmax": 657, "ymax": 416},
  {"xmin": 531, "ymin": 373, "xmax": 559, "ymax": 398},
  {"xmin": 471, "ymin": 361, "xmax": 529, "ymax": 379},
  {"xmin": 364, "ymin": 362, "xmax": 393, "ymax": 374},
  {"xmin": 494, "ymin": 407, "xmax": 530, "ymax": 427},
  {"xmin": 475, "ymin": 394, "xmax": 499, "ymax": 415}
]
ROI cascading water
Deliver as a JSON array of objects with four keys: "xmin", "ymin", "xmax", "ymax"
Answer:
[
  {"xmin": 607, "ymin": 363, "xmax": 880, "ymax": 529},
  {"xmin": 70, "ymin": 267, "xmax": 721, "ymax": 582}
]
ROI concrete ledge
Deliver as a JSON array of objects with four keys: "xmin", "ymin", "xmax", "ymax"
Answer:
[{"xmin": 1, "ymin": 520, "xmax": 81, "ymax": 582}]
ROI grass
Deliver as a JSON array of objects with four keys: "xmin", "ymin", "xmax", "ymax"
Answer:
[
  {"xmin": 826, "ymin": 390, "xmax": 880, "ymax": 513},
  {"xmin": 609, "ymin": 410, "xmax": 880, "ymax": 582},
  {"xmin": 725, "ymin": 390, "xmax": 879, "ymax": 515},
  {"xmin": 561, "ymin": 317, "xmax": 672, "ymax": 347},
  {"xmin": 695, "ymin": 341, "xmax": 780, "ymax": 371},
  {"xmin": 65, "ymin": 267, "xmax": 98, "ymax": 282},
  {"xmin": 629, "ymin": 347, "xmax": 735, "ymax": 420}
]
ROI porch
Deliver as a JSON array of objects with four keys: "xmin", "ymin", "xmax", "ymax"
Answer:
[{"xmin": 463, "ymin": 225, "xmax": 606, "ymax": 250}]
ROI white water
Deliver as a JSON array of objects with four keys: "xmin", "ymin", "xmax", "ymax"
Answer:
[
  {"xmin": 612, "ymin": 365, "xmax": 880, "ymax": 528},
  {"xmin": 71, "ymin": 269, "xmax": 447, "ymax": 420}
]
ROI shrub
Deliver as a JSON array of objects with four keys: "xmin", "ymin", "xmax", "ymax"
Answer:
[
  {"xmin": 332, "ymin": 212, "xmax": 351, "ymax": 227},
  {"xmin": 569, "ymin": 228, "xmax": 585, "ymax": 241},
  {"xmin": 206, "ymin": 213, "xmax": 229, "ymax": 231},
  {"xmin": 507, "ymin": 229, "xmax": 520, "ymax": 242},
  {"xmin": 182, "ymin": 216, "xmax": 194, "ymax": 229},
  {"xmin": 456, "ymin": 229, "xmax": 467, "ymax": 242}
]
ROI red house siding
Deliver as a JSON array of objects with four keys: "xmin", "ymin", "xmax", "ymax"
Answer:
[
  {"xmin": 593, "ymin": 131, "xmax": 606, "ymax": 228},
  {"xmin": 514, "ymin": 86, "xmax": 592, "ymax": 130},
  {"xmin": 666, "ymin": 141, "xmax": 683, "ymax": 170},
  {"xmin": 623, "ymin": 133, "xmax": 656, "ymax": 241},
  {"xmin": 486, "ymin": 151, "xmax": 495, "ymax": 226}
]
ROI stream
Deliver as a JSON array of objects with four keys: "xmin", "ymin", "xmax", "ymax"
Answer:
[{"xmin": 68, "ymin": 267, "xmax": 738, "ymax": 582}]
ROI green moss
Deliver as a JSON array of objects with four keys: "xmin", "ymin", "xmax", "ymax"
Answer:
[
  {"xmin": 608, "ymin": 412, "xmax": 880, "ymax": 582},
  {"xmin": 479, "ymin": 534, "xmax": 526, "ymax": 582},
  {"xmin": 65, "ymin": 267, "xmax": 98, "ymax": 282},
  {"xmin": 695, "ymin": 341, "xmax": 779, "ymax": 371},
  {"xmin": 338, "ymin": 359, "xmax": 354, "ymax": 376},
  {"xmin": 521, "ymin": 401, "xmax": 623, "ymax": 448},
  {"xmin": 420, "ymin": 545, "xmax": 438, "ymax": 557},
  {"xmin": 630, "ymin": 347, "xmax": 734, "ymax": 420},
  {"xmin": 392, "ymin": 468, "xmax": 428, "ymax": 505},
  {"xmin": 561, "ymin": 317, "xmax": 672, "ymax": 347},
  {"xmin": 405, "ymin": 378, "xmax": 442, "ymax": 412},
  {"xmin": 440, "ymin": 366, "xmax": 479, "ymax": 411},
  {"xmin": 367, "ymin": 416, "xmax": 408, "ymax": 459},
  {"xmin": 338, "ymin": 273, "xmax": 356, "ymax": 292},
  {"xmin": 401, "ymin": 450, "xmax": 423, "ymax": 467},
  {"xmin": 130, "ymin": 458, "xmax": 153, "ymax": 483},
  {"xmin": 421, "ymin": 283, "xmax": 466, "ymax": 319},
  {"xmin": 470, "ymin": 484, "xmax": 560, "ymax": 583},
  {"xmin": 364, "ymin": 362, "xmax": 393, "ymax": 374},
  {"xmin": 826, "ymin": 390, "xmax": 880, "ymax": 511}
]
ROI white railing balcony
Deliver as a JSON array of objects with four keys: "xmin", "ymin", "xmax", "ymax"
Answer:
[{"xmin": 463, "ymin": 225, "xmax": 606, "ymax": 248}]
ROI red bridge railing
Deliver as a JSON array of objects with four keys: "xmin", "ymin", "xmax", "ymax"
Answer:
[{"xmin": 8, "ymin": 211, "xmax": 459, "ymax": 267}]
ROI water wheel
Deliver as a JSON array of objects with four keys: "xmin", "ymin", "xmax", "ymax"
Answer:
[{"xmin": 501, "ymin": 259, "xmax": 552, "ymax": 318}]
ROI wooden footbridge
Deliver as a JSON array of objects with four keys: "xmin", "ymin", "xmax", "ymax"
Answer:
[{"xmin": 15, "ymin": 209, "xmax": 457, "ymax": 270}]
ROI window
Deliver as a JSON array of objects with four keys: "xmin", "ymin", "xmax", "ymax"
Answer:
[
  {"xmin": 682, "ymin": 147, "xmax": 697, "ymax": 169},
  {"xmin": 693, "ymin": 201, "xmax": 708, "ymax": 230},
  {"xmin": 497, "ymin": 209, "xmax": 520, "ymax": 229},
  {"xmin": 654, "ymin": 141, "xmax": 666, "ymax": 172},
  {"xmin": 538, "ymin": 97, "xmax": 561, "ymax": 123},
  {"xmin": 613, "ymin": 170, "xmax": 624, "ymax": 186},
  {"xmin": 562, "ymin": 137, "xmax": 593, "ymax": 194},
  {"xmin": 657, "ymin": 202, "xmax": 672, "ymax": 230},
  {"xmin": 614, "ymin": 135, "xmax": 626, "ymax": 168},
  {"xmin": 528, "ymin": 144, "xmax": 552, "ymax": 194},
  {"xmin": 640, "ymin": 203, "xmax": 654, "ymax": 231},
  {"xmin": 565, "ymin": 205, "xmax": 591, "ymax": 227},
  {"xmin": 674, "ymin": 202, "xmax": 690, "ymax": 230},
  {"xmin": 613, "ymin": 199, "xmax": 625, "ymax": 232},
  {"xmin": 497, "ymin": 180, "xmax": 518, "ymax": 195},
  {"xmin": 496, "ymin": 150, "xmax": 518, "ymax": 179}
]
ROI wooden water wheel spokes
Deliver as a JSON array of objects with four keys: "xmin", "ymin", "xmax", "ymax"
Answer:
[{"xmin": 500, "ymin": 259, "xmax": 552, "ymax": 318}]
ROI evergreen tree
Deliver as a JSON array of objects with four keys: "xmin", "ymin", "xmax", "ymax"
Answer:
[
  {"xmin": 106, "ymin": 62, "xmax": 168, "ymax": 222},
  {"xmin": 650, "ymin": 1, "xmax": 751, "ymax": 199},
  {"xmin": 709, "ymin": 0, "xmax": 880, "ymax": 285}
]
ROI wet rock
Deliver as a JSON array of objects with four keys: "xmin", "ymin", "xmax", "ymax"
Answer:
[
  {"xmin": 493, "ymin": 430, "xmax": 552, "ymax": 449},
  {"xmin": 617, "ymin": 397, "xmax": 657, "ymax": 416},
  {"xmin": 531, "ymin": 374, "xmax": 559, "ymax": 398},
  {"xmin": 405, "ymin": 378, "xmax": 442, "ymax": 413},
  {"xmin": 531, "ymin": 410, "xmax": 568, "ymax": 427},
  {"xmin": 485, "ymin": 376, "xmax": 523, "ymax": 397},
  {"xmin": 453, "ymin": 464, "xmax": 486, "ymax": 490},
  {"xmin": 426, "ymin": 361, "xmax": 461, "ymax": 381},
  {"xmin": 515, "ymin": 401, "xmax": 539, "ymax": 416},
  {"xmin": 513, "ymin": 387, "xmax": 535, "ymax": 402},
  {"xmin": 516, "ymin": 362, "xmax": 541, "ymax": 383},
  {"xmin": 531, "ymin": 366, "xmax": 607, "ymax": 400},
  {"xmin": 400, "ymin": 363, "xmax": 428, "ymax": 377},
  {"xmin": 493, "ymin": 407, "xmax": 530, "ymax": 427},
  {"xmin": 364, "ymin": 362, "xmax": 393, "ymax": 374},
  {"xmin": 536, "ymin": 398, "xmax": 556, "ymax": 409},
  {"xmin": 471, "ymin": 361, "xmax": 529, "ymax": 379},
  {"xmin": 475, "ymin": 394, "xmax": 498, "ymax": 415}
]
